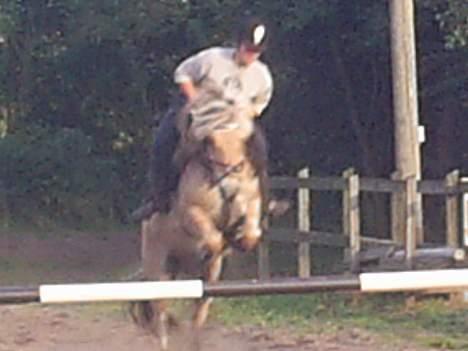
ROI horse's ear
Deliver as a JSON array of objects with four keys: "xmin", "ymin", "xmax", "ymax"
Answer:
[{"xmin": 202, "ymin": 134, "xmax": 216, "ymax": 152}]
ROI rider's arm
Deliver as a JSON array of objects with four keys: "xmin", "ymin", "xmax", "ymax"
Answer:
[
  {"xmin": 178, "ymin": 80, "xmax": 198, "ymax": 102},
  {"xmin": 251, "ymin": 65, "xmax": 273, "ymax": 118},
  {"xmin": 174, "ymin": 48, "xmax": 213, "ymax": 102},
  {"xmin": 252, "ymin": 86, "xmax": 273, "ymax": 117}
]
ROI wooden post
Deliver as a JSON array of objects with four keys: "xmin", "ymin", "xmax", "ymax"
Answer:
[
  {"xmin": 444, "ymin": 170, "xmax": 461, "ymax": 304},
  {"xmin": 342, "ymin": 168, "xmax": 353, "ymax": 268},
  {"xmin": 463, "ymin": 177, "xmax": 468, "ymax": 248},
  {"xmin": 343, "ymin": 171, "xmax": 360, "ymax": 273},
  {"xmin": 445, "ymin": 170, "xmax": 460, "ymax": 248},
  {"xmin": 297, "ymin": 168, "xmax": 311, "ymax": 278},
  {"xmin": 257, "ymin": 234, "xmax": 271, "ymax": 280},
  {"xmin": 391, "ymin": 171, "xmax": 405, "ymax": 245},
  {"xmin": 0, "ymin": 180, "xmax": 9, "ymax": 229},
  {"xmin": 342, "ymin": 168, "xmax": 354, "ymax": 237},
  {"xmin": 405, "ymin": 176, "xmax": 417, "ymax": 269},
  {"xmin": 389, "ymin": 0, "xmax": 424, "ymax": 244}
]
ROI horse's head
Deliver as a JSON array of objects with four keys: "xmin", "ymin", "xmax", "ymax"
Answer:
[
  {"xmin": 199, "ymin": 102, "xmax": 256, "ymax": 168},
  {"xmin": 178, "ymin": 95, "xmax": 264, "ymax": 253},
  {"xmin": 204, "ymin": 125, "xmax": 252, "ymax": 169},
  {"xmin": 203, "ymin": 117, "xmax": 264, "ymax": 253}
]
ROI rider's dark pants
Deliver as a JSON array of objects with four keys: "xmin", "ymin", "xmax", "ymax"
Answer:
[
  {"xmin": 150, "ymin": 103, "xmax": 269, "ymax": 215},
  {"xmin": 149, "ymin": 98, "xmax": 185, "ymax": 212},
  {"xmin": 246, "ymin": 122, "xmax": 269, "ymax": 217}
]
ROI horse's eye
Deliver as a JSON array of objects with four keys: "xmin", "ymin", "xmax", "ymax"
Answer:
[{"xmin": 203, "ymin": 136, "xmax": 214, "ymax": 148}]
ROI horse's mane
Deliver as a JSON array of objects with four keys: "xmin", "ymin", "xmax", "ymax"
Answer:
[{"xmin": 176, "ymin": 84, "xmax": 255, "ymax": 141}]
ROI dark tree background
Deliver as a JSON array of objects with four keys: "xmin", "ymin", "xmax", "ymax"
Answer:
[{"xmin": 0, "ymin": 1, "xmax": 466, "ymax": 238}]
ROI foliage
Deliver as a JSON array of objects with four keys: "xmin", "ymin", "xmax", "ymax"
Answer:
[
  {"xmin": 0, "ymin": 0, "xmax": 466, "ymax": 227},
  {"xmin": 419, "ymin": 0, "xmax": 468, "ymax": 48},
  {"xmin": 0, "ymin": 126, "xmax": 129, "ymax": 225}
]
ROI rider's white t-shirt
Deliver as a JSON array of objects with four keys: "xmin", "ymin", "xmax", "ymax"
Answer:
[{"xmin": 174, "ymin": 47, "xmax": 273, "ymax": 121}]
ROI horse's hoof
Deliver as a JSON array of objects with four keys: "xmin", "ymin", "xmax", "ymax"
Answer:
[
  {"xmin": 268, "ymin": 199, "xmax": 290, "ymax": 217},
  {"xmin": 167, "ymin": 313, "xmax": 180, "ymax": 330},
  {"xmin": 200, "ymin": 249, "xmax": 213, "ymax": 263}
]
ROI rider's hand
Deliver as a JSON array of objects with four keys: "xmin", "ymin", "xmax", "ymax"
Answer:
[
  {"xmin": 248, "ymin": 105, "xmax": 260, "ymax": 119},
  {"xmin": 179, "ymin": 81, "xmax": 198, "ymax": 102}
]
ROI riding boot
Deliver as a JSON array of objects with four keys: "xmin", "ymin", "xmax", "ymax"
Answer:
[
  {"xmin": 132, "ymin": 96, "xmax": 186, "ymax": 222},
  {"xmin": 246, "ymin": 122, "xmax": 270, "ymax": 220}
]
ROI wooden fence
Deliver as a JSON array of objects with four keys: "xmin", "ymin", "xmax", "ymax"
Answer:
[{"xmin": 257, "ymin": 169, "xmax": 468, "ymax": 279}]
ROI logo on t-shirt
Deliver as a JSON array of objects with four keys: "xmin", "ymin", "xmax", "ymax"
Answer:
[{"xmin": 223, "ymin": 76, "xmax": 242, "ymax": 95}]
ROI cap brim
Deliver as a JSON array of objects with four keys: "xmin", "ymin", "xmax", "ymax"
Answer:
[{"xmin": 243, "ymin": 43, "xmax": 265, "ymax": 53}]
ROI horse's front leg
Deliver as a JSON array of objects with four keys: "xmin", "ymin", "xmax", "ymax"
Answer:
[
  {"xmin": 230, "ymin": 193, "xmax": 263, "ymax": 251},
  {"xmin": 192, "ymin": 254, "xmax": 224, "ymax": 328},
  {"xmin": 182, "ymin": 205, "xmax": 224, "ymax": 255}
]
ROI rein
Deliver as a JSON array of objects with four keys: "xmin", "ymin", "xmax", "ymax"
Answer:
[
  {"xmin": 207, "ymin": 158, "xmax": 245, "ymax": 186},
  {"xmin": 198, "ymin": 153, "xmax": 247, "ymax": 241},
  {"xmin": 198, "ymin": 151, "xmax": 246, "ymax": 187}
]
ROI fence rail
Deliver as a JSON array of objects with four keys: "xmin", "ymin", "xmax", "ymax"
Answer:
[
  {"xmin": 271, "ymin": 173, "xmax": 468, "ymax": 194},
  {"xmin": 259, "ymin": 168, "xmax": 468, "ymax": 278},
  {"xmin": 2, "ymin": 268, "xmax": 468, "ymax": 305}
]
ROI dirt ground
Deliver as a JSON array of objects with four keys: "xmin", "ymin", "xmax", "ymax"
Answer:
[
  {"xmin": 0, "ymin": 303, "xmax": 409, "ymax": 351},
  {"xmin": 0, "ymin": 229, "xmax": 447, "ymax": 351}
]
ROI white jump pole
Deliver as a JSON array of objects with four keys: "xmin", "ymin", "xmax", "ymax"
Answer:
[
  {"xmin": 2, "ymin": 269, "xmax": 468, "ymax": 305},
  {"xmin": 360, "ymin": 269, "xmax": 468, "ymax": 293},
  {"xmin": 40, "ymin": 280, "xmax": 203, "ymax": 304},
  {"xmin": 35, "ymin": 269, "xmax": 468, "ymax": 303}
]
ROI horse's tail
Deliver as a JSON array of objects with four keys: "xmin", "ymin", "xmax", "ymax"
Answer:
[
  {"xmin": 126, "ymin": 272, "xmax": 157, "ymax": 332},
  {"xmin": 128, "ymin": 299, "xmax": 179, "ymax": 335},
  {"xmin": 129, "ymin": 300, "xmax": 156, "ymax": 331}
]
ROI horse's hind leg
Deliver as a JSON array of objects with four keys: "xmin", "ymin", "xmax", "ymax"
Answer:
[
  {"xmin": 140, "ymin": 216, "xmax": 174, "ymax": 350},
  {"xmin": 188, "ymin": 255, "xmax": 223, "ymax": 351},
  {"xmin": 192, "ymin": 254, "xmax": 223, "ymax": 328}
]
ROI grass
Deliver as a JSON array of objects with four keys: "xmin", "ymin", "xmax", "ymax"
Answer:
[
  {"xmin": 212, "ymin": 293, "xmax": 468, "ymax": 350},
  {"xmin": 2, "ymin": 222, "xmax": 468, "ymax": 350}
]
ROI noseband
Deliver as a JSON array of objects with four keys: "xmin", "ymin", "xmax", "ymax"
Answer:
[{"xmin": 204, "ymin": 157, "xmax": 245, "ymax": 186}]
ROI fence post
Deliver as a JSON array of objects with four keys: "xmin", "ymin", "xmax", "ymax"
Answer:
[
  {"xmin": 257, "ymin": 229, "xmax": 271, "ymax": 279},
  {"xmin": 297, "ymin": 167, "xmax": 311, "ymax": 278},
  {"xmin": 342, "ymin": 168, "xmax": 354, "ymax": 237},
  {"xmin": 343, "ymin": 170, "xmax": 360, "ymax": 273},
  {"xmin": 405, "ymin": 176, "xmax": 417, "ymax": 269},
  {"xmin": 445, "ymin": 170, "xmax": 460, "ymax": 249},
  {"xmin": 463, "ymin": 177, "xmax": 468, "ymax": 248},
  {"xmin": 391, "ymin": 171, "xmax": 405, "ymax": 245},
  {"xmin": 0, "ymin": 180, "xmax": 9, "ymax": 229}
]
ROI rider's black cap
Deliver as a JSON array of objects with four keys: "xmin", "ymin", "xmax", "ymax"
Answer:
[{"xmin": 236, "ymin": 17, "xmax": 268, "ymax": 52}]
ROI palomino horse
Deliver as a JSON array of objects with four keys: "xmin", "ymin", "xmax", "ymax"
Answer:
[{"xmin": 131, "ymin": 94, "xmax": 269, "ymax": 350}]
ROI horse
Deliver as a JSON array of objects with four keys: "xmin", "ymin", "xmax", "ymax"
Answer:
[{"xmin": 130, "ymin": 93, "xmax": 273, "ymax": 350}]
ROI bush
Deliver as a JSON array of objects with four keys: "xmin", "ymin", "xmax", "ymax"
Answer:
[{"xmin": 0, "ymin": 125, "xmax": 132, "ymax": 227}]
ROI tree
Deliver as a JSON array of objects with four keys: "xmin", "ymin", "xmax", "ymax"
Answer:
[{"xmin": 0, "ymin": 0, "xmax": 466, "ymax": 233}]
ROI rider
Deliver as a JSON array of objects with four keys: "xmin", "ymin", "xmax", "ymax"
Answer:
[{"xmin": 136, "ymin": 16, "xmax": 273, "ymax": 219}]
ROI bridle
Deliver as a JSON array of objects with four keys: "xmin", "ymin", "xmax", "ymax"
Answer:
[
  {"xmin": 203, "ymin": 156, "xmax": 245, "ymax": 186},
  {"xmin": 198, "ymin": 150, "xmax": 248, "ymax": 244}
]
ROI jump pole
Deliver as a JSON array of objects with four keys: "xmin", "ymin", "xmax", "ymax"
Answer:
[{"xmin": 1, "ymin": 269, "xmax": 468, "ymax": 305}]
